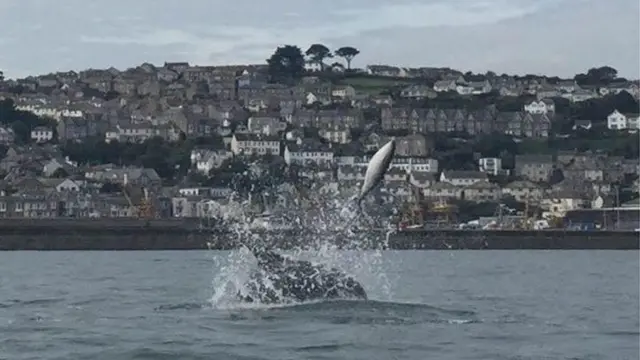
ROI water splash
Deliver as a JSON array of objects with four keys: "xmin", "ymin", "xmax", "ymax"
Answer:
[{"xmin": 208, "ymin": 159, "xmax": 396, "ymax": 309}]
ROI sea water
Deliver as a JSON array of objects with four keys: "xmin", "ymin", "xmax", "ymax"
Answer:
[{"xmin": 0, "ymin": 250, "xmax": 638, "ymax": 360}]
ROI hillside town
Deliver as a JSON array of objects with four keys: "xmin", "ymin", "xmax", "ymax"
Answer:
[{"xmin": 0, "ymin": 44, "xmax": 638, "ymax": 229}]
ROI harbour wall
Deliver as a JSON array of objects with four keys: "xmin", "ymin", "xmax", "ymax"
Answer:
[{"xmin": 0, "ymin": 219, "xmax": 637, "ymax": 250}]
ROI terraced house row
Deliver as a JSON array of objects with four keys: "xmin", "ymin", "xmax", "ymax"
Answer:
[{"xmin": 381, "ymin": 107, "xmax": 551, "ymax": 137}]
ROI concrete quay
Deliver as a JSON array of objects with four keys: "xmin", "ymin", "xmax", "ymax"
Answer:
[{"xmin": 0, "ymin": 218, "xmax": 637, "ymax": 250}]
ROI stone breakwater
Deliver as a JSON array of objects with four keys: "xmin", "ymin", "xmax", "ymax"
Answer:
[{"xmin": 0, "ymin": 218, "xmax": 637, "ymax": 250}]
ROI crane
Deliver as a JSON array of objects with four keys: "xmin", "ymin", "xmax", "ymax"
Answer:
[{"xmin": 122, "ymin": 185, "xmax": 155, "ymax": 219}]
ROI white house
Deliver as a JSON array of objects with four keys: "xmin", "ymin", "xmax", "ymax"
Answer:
[
  {"xmin": 190, "ymin": 149, "xmax": 233, "ymax": 175},
  {"xmin": 247, "ymin": 115, "xmax": 286, "ymax": 136},
  {"xmin": 524, "ymin": 99, "xmax": 555, "ymax": 114},
  {"xmin": 607, "ymin": 110, "xmax": 640, "ymax": 130},
  {"xmin": 104, "ymin": 123, "xmax": 171, "ymax": 143},
  {"xmin": 337, "ymin": 165, "xmax": 366, "ymax": 181},
  {"xmin": 331, "ymin": 85, "xmax": 356, "ymax": 99},
  {"xmin": 456, "ymin": 85, "xmax": 474, "ymax": 95},
  {"xmin": 305, "ymin": 93, "xmax": 318, "ymax": 105},
  {"xmin": 283, "ymin": 139, "xmax": 334, "ymax": 166},
  {"xmin": 53, "ymin": 178, "xmax": 81, "ymax": 192},
  {"xmin": 468, "ymin": 81, "xmax": 492, "ymax": 94},
  {"xmin": 572, "ymin": 120, "xmax": 593, "ymax": 131},
  {"xmin": 389, "ymin": 157, "xmax": 438, "ymax": 173},
  {"xmin": 478, "ymin": 157, "xmax": 503, "ymax": 176},
  {"xmin": 230, "ymin": 133, "xmax": 281, "ymax": 156},
  {"xmin": 423, "ymin": 182, "xmax": 461, "ymax": 199},
  {"xmin": 352, "ymin": 156, "xmax": 438, "ymax": 173},
  {"xmin": 502, "ymin": 180, "xmax": 544, "ymax": 202},
  {"xmin": 178, "ymin": 187, "xmax": 212, "ymax": 196},
  {"xmin": 569, "ymin": 89, "xmax": 598, "ymax": 102},
  {"xmin": 384, "ymin": 167, "xmax": 408, "ymax": 182},
  {"xmin": 30, "ymin": 126, "xmax": 53, "ymax": 143},
  {"xmin": 318, "ymin": 127, "xmax": 351, "ymax": 144},
  {"xmin": 42, "ymin": 157, "xmax": 77, "ymax": 177},
  {"xmin": 439, "ymin": 170, "xmax": 488, "ymax": 187},
  {"xmin": 599, "ymin": 83, "xmax": 640, "ymax": 98},
  {"xmin": 304, "ymin": 61, "xmax": 325, "ymax": 72},
  {"xmin": 433, "ymin": 80, "xmax": 457, "ymax": 92},
  {"xmin": 16, "ymin": 103, "xmax": 84, "ymax": 121}
]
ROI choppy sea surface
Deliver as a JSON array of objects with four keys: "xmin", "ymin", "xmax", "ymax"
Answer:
[{"xmin": 0, "ymin": 250, "xmax": 638, "ymax": 360}]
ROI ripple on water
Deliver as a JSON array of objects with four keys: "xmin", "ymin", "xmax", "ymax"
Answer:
[
  {"xmin": 154, "ymin": 299, "xmax": 479, "ymax": 327},
  {"xmin": 0, "ymin": 298, "xmax": 65, "ymax": 308}
]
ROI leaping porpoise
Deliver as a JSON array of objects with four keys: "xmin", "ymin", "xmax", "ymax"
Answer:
[
  {"xmin": 341, "ymin": 138, "xmax": 396, "ymax": 227},
  {"xmin": 236, "ymin": 248, "xmax": 367, "ymax": 304},
  {"xmin": 356, "ymin": 139, "xmax": 396, "ymax": 210}
]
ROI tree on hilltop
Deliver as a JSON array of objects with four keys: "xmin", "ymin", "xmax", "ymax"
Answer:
[
  {"xmin": 266, "ymin": 45, "xmax": 305, "ymax": 84},
  {"xmin": 305, "ymin": 44, "xmax": 332, "ymax": 71},
  {"xmin": 574, "ymin": 66, "xmax": 619, "ymax": 85},
  {"xmin": 335, "ymin": 46, "xmax": 360, "ymax": 70},
  {"xmin": 0, "ymin": 70, "xmax": 4, "ymax": 82}
]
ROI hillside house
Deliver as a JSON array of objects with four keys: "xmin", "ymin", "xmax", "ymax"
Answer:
[
  {"xmin": 502, "ymin": 180, "xmax": 544, "ymax": 202},
  {"xmin": 384, "ymin": 167, "xmax": 408, "ymax": 182},
  {"xmin": 331, "ymin": 85, "xmax": 356, "ymax": 99},
  {"xmin": 572, "ymin": 120, "xmax": 593, "ymax": 131},
  {"xmin": 247, "ymin": 114, "xmax": 286, "ymax": 135},
  {"xmin": 423, "ymin": 182, "xmax": 461, "ymax": 199},
  {"xmin": 599, "ymin": 82, "xmax": 640, "ymax": 98},
  {"xmin": 433, "ymin": 80, "xmax": 457, "ymax": 92},
  {"xmin": 462, "ymin": 181, "xmax": 501, "ymax": 202},
  {"xmin": 230, "ymin": 133, "xmax": 281, "ymax": 156},
  {"xmin": 31, "ymin": 126, "xmax": 54, "ymax": 143},
  {"xmin": 366, "ymin": 65, "xmax": 408, "ymax": 77},
  {"xmin": 400, "ymin": 85, "xmax": 437, "ymax": 100},
  {"xmin": 514, "ymin": 155, "xmax": 554, "ymax": 182},
  {"xmin": 190, "ymin": 149, "xmax": 233, "ymax": 175},
  {"xmin": 57, "ymin": 116, "xmax": 101, "ymax": 141},
  {"xmin": 408, "ymin": 172, "xmax": 435, "ymax": 189},
  {"xmin": 284, "ymin": 139, "xmax": 333, "ymax": 166},
  {"xmin": 0, "ymin": 191, "xmax": 60, "ymax": 218},
  {"xmin": 524, "ymin": 99, "xmax": 555, "ymax": 114},
  {"xmin": 318, "ymin": 126, "xmax": 351, "ymax": 144},
  {"xmin": 478, "ymin": 157, "xmax": 503, "ymax": 176},
  {"xmin": 607, "ymin": 110, "xmax": 640, "ymax": 130},
  {"xmin": 439, "ymin": 171, "xmax": 488, "ymax": 186},
  {"xmin": 394, "ymin": 134, "xmax": 433, "ymax": 157},
  {"xmin": 337, "ymin": 165, "xmax": 366, "ymax": 182},
  {"xmin": 43, "ymin": 158, "xmax": 77, "ymax": 177},
  {"xmin": 85, "ymin": 167, "xmax": 161, "ymax": 188}
]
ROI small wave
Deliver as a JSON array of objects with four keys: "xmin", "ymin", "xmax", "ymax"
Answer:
[
  {"xmin": 199, "ymin": 299, "xmax": 480, "ymax": 326},
  {"xmin": 0, "ymin": 298, "xmax": 64, "ymax": 308},
  {"xmin": 279, "ymin": 299, "xmax": 475, "ymax": 314},
  {"xmin": 154, "ymin": 303, "xmax": 209, "ymax": 311},
  {"xmin": 601, "ymin": 330, "xmax": 640, "ymax": 337},
  {"xmin": 294, "ymin": 343, "xmax": 354, "ymax": 353}
]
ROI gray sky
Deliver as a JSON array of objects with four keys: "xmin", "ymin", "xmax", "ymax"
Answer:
[{"xmin": 1, "ymin": 0, "xmax": 638, "ymax": 79}]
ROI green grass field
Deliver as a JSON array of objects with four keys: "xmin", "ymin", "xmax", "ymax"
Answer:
[{"xmin": 338, "ymin": 76, "xmax": 415, "ymax": 94}]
